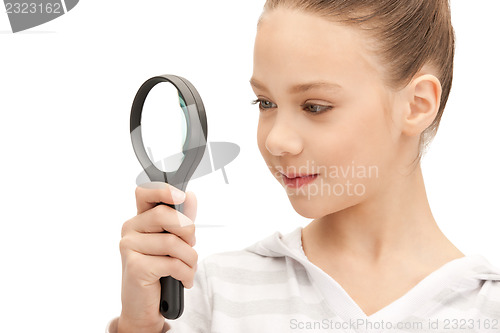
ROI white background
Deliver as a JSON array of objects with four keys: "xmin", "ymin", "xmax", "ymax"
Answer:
[{"xmin": 0, "ymin": 0, "xmax": 498, "ymax": 331}]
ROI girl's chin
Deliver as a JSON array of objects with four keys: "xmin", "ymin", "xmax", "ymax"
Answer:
[
  {"xmin": 286, "ymin": 197, "xmax": 325, "ymax": 219},
  {"xmin": 287, "ymin": 193, "xmax": 359, "ymax": 219}
]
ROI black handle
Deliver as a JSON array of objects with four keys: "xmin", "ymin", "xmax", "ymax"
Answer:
[{"xmin": 159, "ymin": 203, "xmax": 184, "ymax": 319}]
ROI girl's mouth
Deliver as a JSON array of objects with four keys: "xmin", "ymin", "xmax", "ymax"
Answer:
[{"xmin": 281, "ymin": 173, "xmax": 319, "ymax": 188}]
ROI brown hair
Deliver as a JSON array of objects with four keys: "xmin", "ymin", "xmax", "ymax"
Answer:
[{"xmin": 258, "ymin": 0, "xmax": 455, "ymax": 163}]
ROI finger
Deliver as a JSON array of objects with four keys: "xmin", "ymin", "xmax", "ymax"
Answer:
[
  {"xmin": 183, "ymin": 191, "xmax": 197, "ymax": 246},
  {"xmin": 125, "ymin": 252, "xmax": 196, "ymax": 289},
  {"xmin": 123, "ymin": 232, "xmax": 198, "ymax": 268},
  {"xmin": 124, "ymin": 204, "xmax": 195, "ymax": 246},
  {"xmin": 135, "ymin": 182, "xmax": 186, "ymax": 214},
  {"xmin": 183, "ymin": 191, "xmax": 197, "ymax": 224}
]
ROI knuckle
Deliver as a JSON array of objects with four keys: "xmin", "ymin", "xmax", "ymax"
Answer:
[
  {"xmin": 125, "ymin": 253, "xmax": 144, "ymax": 273},
  {"xmin": 119, "ymin": 238, "xmax": 127, "ymax": 254},
  {"xmin": 119, "ymin": 236, "xmax": 132, "ymax": 254},
  {"xmin": 121, "ymin": 219, "xmax": 132, "ymax": 238},
  {"xmin": 134, "ymin": 186, "xmax": 142, "ymax": 199}
]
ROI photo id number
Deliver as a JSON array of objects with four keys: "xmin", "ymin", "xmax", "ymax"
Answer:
[{"xmin": 5, "ymin": 2, "xmax": 62, "ymax": 14}]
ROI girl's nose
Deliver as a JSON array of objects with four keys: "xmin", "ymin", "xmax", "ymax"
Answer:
[{"xmin": 265, "ymin": 115, "xmax": 303, "ymax": 156}]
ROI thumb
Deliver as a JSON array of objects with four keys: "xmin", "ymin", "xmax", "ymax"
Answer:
[{"xmin": 183, "ymin": 191, "xmax": 197, "ymax": 223}]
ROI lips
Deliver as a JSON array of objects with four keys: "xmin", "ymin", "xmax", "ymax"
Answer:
[
  {"xmin": 281, "ymin": 172, "xmax": 319, "ymax": 188},
  {"xmin": 282, "ymin": 173, "xmax": 318, "ymax": 179}
]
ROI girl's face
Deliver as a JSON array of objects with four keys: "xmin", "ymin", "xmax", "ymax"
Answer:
[{"xmin": 251, "ymin": 8, "xmax": 406, "ymax": 218}]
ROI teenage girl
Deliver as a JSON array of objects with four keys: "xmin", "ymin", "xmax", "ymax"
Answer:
[{"xmin": 109, "ymin": 1, "xmax": 500, "ymax": 332}]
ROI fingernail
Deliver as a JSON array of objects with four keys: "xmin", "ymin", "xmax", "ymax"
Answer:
[{"xmin": 172, "ymin": 189, "xmax": 186, "ymax": 202}]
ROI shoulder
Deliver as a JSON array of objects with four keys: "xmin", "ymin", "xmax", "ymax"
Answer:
[
  {"xmin": 432, "ymin": 254, "xmax": 500, "ymax": 319},
  {"xmin": 471, "ymin": 255, "xmax": 500, "ymax": 303},
  {"xmin": 474, "ymin": 274, "xmax": 500, "ymax": 317}
]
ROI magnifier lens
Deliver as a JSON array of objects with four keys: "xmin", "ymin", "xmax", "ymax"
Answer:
[{"xmin": 141, "ymin": 82, "xmax": 188, "ymax": 173}]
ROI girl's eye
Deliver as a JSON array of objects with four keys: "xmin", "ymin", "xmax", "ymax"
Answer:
[
  {"xmin": 301, "ymin": 103, "xmax": 333, "ymax": 115},
  {"xmin": 251, "ymin": 99, "xmax": 333, "ymax": 115},
  {"xmin": 251, "ymin": 98, "xmax": 276, "ymax": 110}
]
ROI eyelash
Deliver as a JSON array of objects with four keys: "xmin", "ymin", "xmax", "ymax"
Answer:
[{"xmin": 251, "ymin": 98, "xmax": 333, "ymax": 115}]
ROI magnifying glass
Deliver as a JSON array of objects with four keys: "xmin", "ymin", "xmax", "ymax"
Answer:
[{"xmin": 129, "ymin": 74, "xmax": 208, "ymax": 319}]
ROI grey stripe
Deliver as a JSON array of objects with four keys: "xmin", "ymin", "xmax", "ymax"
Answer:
[
  {"xmin": 174, "ymin": 309, "xmax": 211, "ymax": 332},
  {"xmin": 433, "ymin": 287, "xmax": 476, "ymax": 311},
  {"xmin": 205, "ymin": 261, "xmax": 311, "ymax": 286},
  {"xmin": 211, "ymin": 293, "xmax": 336, "ymax": 319},
  {"xmin": 210, "ymin": 250, "xmax": 260, "ymax": 257}
]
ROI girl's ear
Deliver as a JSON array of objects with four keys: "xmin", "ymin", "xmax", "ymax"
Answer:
[{"xmin": 402, "ymin": 74, "xmax": 442, "ymax": 137}]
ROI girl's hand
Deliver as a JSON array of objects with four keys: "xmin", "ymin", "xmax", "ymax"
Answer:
[{"xmin": 117, "ymin": 182, "xmax": 198, "ymax": 333}]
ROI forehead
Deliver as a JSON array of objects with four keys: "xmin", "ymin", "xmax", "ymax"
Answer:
[{"xmin": 253, "ymin": 8, "xmax": 382, "ymax": 88}]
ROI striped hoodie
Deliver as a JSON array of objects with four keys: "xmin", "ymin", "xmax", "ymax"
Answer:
[{"xmin": 108, "ymin": 227, "xmax": 500, "ymax": 332}]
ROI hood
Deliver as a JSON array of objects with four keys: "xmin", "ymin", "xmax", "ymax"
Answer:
[{"xmin": 245, "ymin": 226, "xmax": 305, "ymax": 259}]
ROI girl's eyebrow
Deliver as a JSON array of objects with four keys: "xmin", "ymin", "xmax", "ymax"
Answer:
[
  {"xmin": 289, "ymin": 81, "xmax": 343, "ymax": 94},
  {"xmin": 249, "ymin": 78, "xmax": 268, "ymax": 92},
  {"xmin": 250, "ymin": 78, "xmax": 343, "ymax": 94}
]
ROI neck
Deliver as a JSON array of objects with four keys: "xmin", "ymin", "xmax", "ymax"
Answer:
[{"xmin": 303, "ymin": 163, "xmax": 463, "ymax": 266}]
